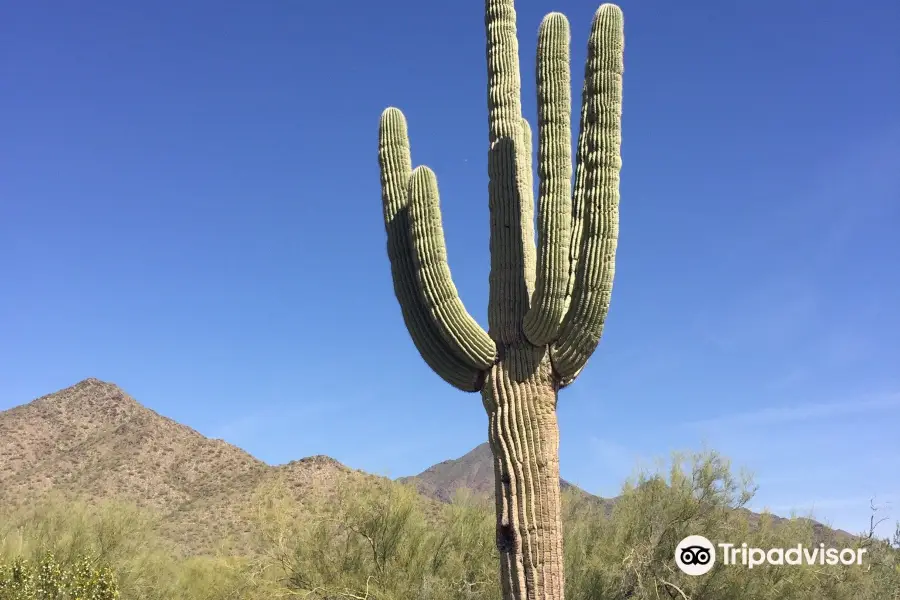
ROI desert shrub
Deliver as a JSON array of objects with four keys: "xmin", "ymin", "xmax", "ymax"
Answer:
[
  {"xmin": 562, "ymin": 450, "xmax": 756, "ymax": 599},
  {"xmin": 0, "ymin": 552, "xmax": 119, "ymax": 599},
  {"xmin": 247, "ymin": 453, "xmax": 898, "ymax": 600},
  {"xmin": 2, "ymin": 451, "xmax": 897, "ymax": 599},
  {"xmin": 563, "ymin": 450, "xmax": 900, "ymax": 600},
  {"xmin": 246, "ymin": 476, "xmax": 500, "ymax": 599},
  {"xmin": 0, "ymin": 493, "xmax": 162, "ymax": 568},
  {"xmin": 0, "ymin": 496, "xmax": 262, "ymax": 600}
]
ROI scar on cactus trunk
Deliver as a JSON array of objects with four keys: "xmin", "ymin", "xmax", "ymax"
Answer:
[{"xmin": 377, "ymin": 2, "xmax": 623, "ymax": 599}]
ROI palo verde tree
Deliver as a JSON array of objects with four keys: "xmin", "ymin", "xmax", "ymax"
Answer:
[{"xmin": 377, "ymin": 1, "xmax": 624, "ymax": 599}]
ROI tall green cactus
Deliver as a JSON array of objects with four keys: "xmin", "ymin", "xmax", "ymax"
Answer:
[{"xmin": 377, "ymin": 2, "xmax": 623, "ymax": 599}]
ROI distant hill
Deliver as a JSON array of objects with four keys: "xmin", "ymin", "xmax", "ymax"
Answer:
[
  {"xmin": 398, "ymin": 441, "xmax": 615, "ymax": 513},
  {"xmin": 0, "ymin": 378, "xmax": 855, "ymax": 555},
  {"xmin": 398, "ymin": 441, "xmax": 855, "ymax": 543},
  {"xmin": 397, "ymin": 441, "xmax": 498, "ymax": 502},
  {"xmin": 0, "ymin": 378, "xmax": 380, "ymax": 554}
]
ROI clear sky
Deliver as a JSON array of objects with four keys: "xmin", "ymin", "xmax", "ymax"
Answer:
[{"xmin": 1, "ymin": 0, "xmax": 898, "ymax": 540}]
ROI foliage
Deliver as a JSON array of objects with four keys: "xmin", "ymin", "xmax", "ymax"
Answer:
[
  {"xmin": 2, "ymin": 451, "xmax": 897, "ymax": 599},
  {"xmin": 238, "ymin": 451, "xmax": 900, "ymax": 600},
  {"xmin": 244, "ymin": 477, "xmax": 501, "ymax": 599},
  {"xmin": 0, "ymin": 552, "xmax": 119, "ymax": 600},
  {"xmin": 0, "ymin": 496, "xmax": 262, "ymax": 600},
  {"xmin": 562, "ymin": 451, "xmax": 900, "ymax": 600}
]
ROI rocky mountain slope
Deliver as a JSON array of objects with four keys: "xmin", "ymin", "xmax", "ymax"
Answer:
[
  {"xmin": 399, "ymin": 441, "xmax": 615, "ymax": 513},
  {"xmin": 0, "ymin": 378, "xmax": 380, "ymax": 553},
  {"xmin": 1, "ymin": 378, "xmax": 854, "ymax": 554},
  {"xmin": 399, "ymin": 438, "xmax": 855, "ymax": 542}
]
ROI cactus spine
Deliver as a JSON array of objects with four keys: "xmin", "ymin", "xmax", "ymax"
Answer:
[{"xmin": 377, "ymin": 2, "xmax": 623, "ymax": 599}]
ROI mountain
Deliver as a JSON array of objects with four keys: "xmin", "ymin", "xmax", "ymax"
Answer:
[
  {"xmin": 1, "ymin": 378, "xmax": 854, "ymax": 554},
  {"xmin": 399, "ymin": 442, "xmax": 614, "ymax": 512},
  {"xmin": 400, "ymin": 442, "xmax": 855, "ymax": 542},
  {"xmin": 398, "ymin": 442, "xmax": 498, "ymax": 502},
  {"xmin": 0, "ymin": 378, "xmax": 379, "ymax": 554}
]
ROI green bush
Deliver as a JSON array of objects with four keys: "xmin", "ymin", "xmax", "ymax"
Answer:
[
  {"xmin": 0, "ymin": 552, "xmax": 119, "ymax": 600},
  {"xmin": 246, "ymin": 452, "xmax": 899, "ymax": 600},
  {"xmin": 561, "ymin": 450, "xmax": 900, "ymax": 600},
  {"xmin": 2, "ymin": 451, "xmax": 897, "ymax": 599},
  {"xmin": 0, "ymin": 497, "xmax": 261, "ymax": 600},
  {"xmin": 244, "ymin": 478, "xmax": 500, "ymax": 599}
]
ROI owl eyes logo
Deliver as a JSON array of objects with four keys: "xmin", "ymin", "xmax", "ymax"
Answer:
[
  {"xmin": 675, "ymin": 535, "xmax": 716, "ymax": 575},
  {"xmin": 680, "ymin": 545, "xmax": 712, "ymax": 565}
]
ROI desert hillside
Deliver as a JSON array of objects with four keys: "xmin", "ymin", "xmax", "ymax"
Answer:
[
  {"xmin": 1, "ymin": 378, "xmax": 853, "ymax": 554},
  {"xmin": 399, "ymin": 441, "xmax": 616, "ymax": 515},
  {"xmin": 0, "ymin": 378, "xmax": 391, "ymax": 553}
]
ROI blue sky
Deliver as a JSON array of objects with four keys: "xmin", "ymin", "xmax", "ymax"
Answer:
[{"xmin": 1, "ymin": 0, "xmax": 898, "ymax": 540}]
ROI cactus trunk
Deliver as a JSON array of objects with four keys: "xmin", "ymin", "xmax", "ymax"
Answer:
[
  {"xmin": 377, "ymin": 1, "xmax": 624, "ymax": 598},
  {"xmin": 483, "ymin": 345, "xmax": 564, "ymax": 600}
]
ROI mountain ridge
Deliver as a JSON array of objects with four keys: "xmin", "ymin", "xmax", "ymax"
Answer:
[
  {"xmin": 397, "ymin": 441, "xmax": 602, "ymax": 504},
  {"xmin": 1, "ymin": 378, "xmax": 856, "ymax": 552},
  {"xmin": 0, "ymin": 378, "xmax": 368, "ymax": 554}
]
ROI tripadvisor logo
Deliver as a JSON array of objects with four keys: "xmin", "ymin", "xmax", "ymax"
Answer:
[
  {"xmin": 675, "ymin": 535, "xmax": 868, "ymax": 575},
  {"xmin": 675, "ymin": 535, "xmax": 716, "ymax": 575}
]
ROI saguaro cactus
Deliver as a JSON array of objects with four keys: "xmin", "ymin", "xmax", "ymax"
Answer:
[{"xmin": 377, "ymin": 1, "xmax": 623, "ymax": 599}]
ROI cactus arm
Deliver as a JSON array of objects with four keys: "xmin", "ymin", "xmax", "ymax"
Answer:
[
  {"xmin": 407, "ymin": 166, "xmax": 498, "ymax": 369},
  {"xmin": 522, "ymin": 13, "xmax": 573, "ymax": 347},
  {"xmin": 551, "ymin": 4, "xmax": 624, "ymax": 381},
  {"xmin": 486, "ymin": 0, "xmax": 536, "ymax": 344},
  {"xmin": 379, "ymin": 108, "xmax": 490, "ymax": 391}
]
